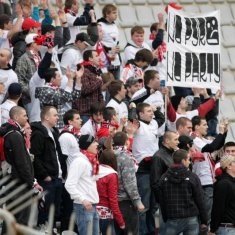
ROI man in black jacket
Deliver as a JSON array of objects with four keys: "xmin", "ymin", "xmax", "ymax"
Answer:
[
  {"xmin": 157, "ymin": 149, "xmax": 208, "ymax": 235},
  {"xmin": 2, "ymin": 106, "xmax": 42, "ymax": 225},
  {"xmin": 30, "ymin": 106, "xmax": 66, "ymax": 226}
]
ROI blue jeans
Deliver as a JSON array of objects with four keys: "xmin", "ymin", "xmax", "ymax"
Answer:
[
  {"xmin": 164, "ymin": 216, "xmax": 199, "ymax": 235},
  {"xmin": 136, "ymin": 173, "xmax": 156, "ymax": 235},
  {"xmin": 202, "ymin": 186, "xmax": 213, "ymax": 223},
  {"xmin": 73, "ymin": 203, "xmax": 99, "ymax": 235},
  {"xmin": 100, "ymin": 219, "xmax": 116, "ymax": 235},
  {"xmin": 216, "ymin": 227, "xmax": 235, "ymax": 235}
]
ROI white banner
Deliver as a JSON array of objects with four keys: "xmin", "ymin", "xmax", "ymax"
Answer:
[{"xmin": 166, "ymin": 7, "xmax": 221, "ymax": 89}]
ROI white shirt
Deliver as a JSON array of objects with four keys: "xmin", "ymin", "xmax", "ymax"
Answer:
[
  {"xmin": 60, "ymin": 47, "xmax": 83, "ymax": 72},
  {"xmin": 59, "ymin": 132, "xmax": 80, "ymax": 169},
  {"xmin": 132, "ymin": 120, "xmax": 160, "ymax": 163},
  {"xmin": 66, "ymin": 13, "xmax": 81, "ymax": 44},
  {"xmin": 0, "ymin": 99, "xmax": 16, "ymax": 124},
  {"xmin": 65, "ymin": 153, "xmax": 99, "ymax": 204},
  {"xmin": 106, "ymin": 98, "xmax": 128, "ymax": 123},
  {"xmin": 0, "ymin": 30, "xmax": 10, "ymax": 49},
  {"xmin": 80, "ymin": 119, "xmax": 97, "ymax": 138},
  {"xmin": 0, "ymin": 68, "xmax": 18, "ymax": 104}
]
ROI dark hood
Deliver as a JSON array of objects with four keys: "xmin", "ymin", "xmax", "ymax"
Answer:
[
  {"xmin": 216, "ymin": 172, "xmax": 235, "ymax": 183},
  {"xmin": 30, "ymin": 121, "xmax": 49, "ymax": 137},
  {"xmin": 0, "ymin": 122, "xmax": 20, "ymax": 136},
  {"xmin": 11, "ymin": 31, "xmax": 26, "ymax": 46},
  {"xmin": 97, "ymin": 17, "xmax": 115, "ymax": 24},
  {"xmin": 166, "ymin": 165, "xmax": 190, "ymax": 184}
]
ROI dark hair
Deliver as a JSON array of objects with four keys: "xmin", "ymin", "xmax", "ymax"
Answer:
[
  {"xmin": 135, "ymin": 49, "xmax": 153, "ymax": 65},
  {"xmin": 65, "ymin": 0, "xmax": 76, "ymax": 9},
  {"xmin": 99, "ymin": 149, "xmax": 117, "ymax": 171},
  {"xmin": 44, "ymin": 68, "xmax": 58, "ymax": 83},
  {"xmin": 144, "ymin": 70, "xmax": 158, "ymax": 86},
  {"xmin": 172, "ymin": 149, "xmax": 188, "ymax": 164},
  {"xmin": 176, "ymin": 117, "xmax": 191, "ymax": 130},
  {"xmin": 0, "ymin": 14, "xmax": 10, "ymax": 30},
  {"xmin": 150, "ymin": 23, "xmax": 158, "ymax": 33},
  {"xmin": 131, "ymin": 26, "xmax": 144, "ymax": 36},
  {"xmin": 108, "ymin": 80, "xmax": 123, "ymax": 98},
  {"xmin": 63, "ymin": 109, "xmax": 80, "ymax": 125},
  {"xmin": 136, "ymin": 103, "xmax": 150, "ymax": 118},
  {"xmin": 113, "ymin": 132, "xmax": 128, "ymax": 146},
  {"xmin": 40, "ymin": 106, "xmax": 57, "ymax": 121},
  {"xmin": 83, "ymin": 50, "xmax": 95, "ymax": 61},
  {"xmin": 102, "ymin": 4, "xmax": 117, "ymax": 17},
  {"xmin": 192, "ymin": 116, "xmax": 206, "ymax": 131},
  {"xmin": 224, "ymin": 141, "xmax": 235, "ymax": 151},
  {"xmin": 103, "ymin": 107, "xmax": 116, "ymax": 122},
  {"xmin": 90, "ymin": 102, "xmax": 105, "ymax": 115}
]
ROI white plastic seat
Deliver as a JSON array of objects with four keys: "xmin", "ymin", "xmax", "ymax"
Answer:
[
  {"xmin": 97, "ymin": 0, "xmax": 113, "ymax": 4},
  {"xmin": 119, "ymin": 28, "xmax": 127, "ymax": 51},
  {"xmin": 225, "ymin": 125, "xmax": 234, "ymax": 142},
  {"xmin": 227, "ymin": 48, "xmax": 235, "ymax": 69},
  {"xmin": 136, "ymin": 6, "xmax": 155, "ymax": 27},
  {"xmin": 147, "ymin": 0, "xmax": 162, "ymax": 4},
  {"xmin": 179, "ymin": 0, "xmax": 193, "ymax": 3},
  {"xmin": 221, "ymin": 46, "xmax": 232, "ymax": 70},
  {"xmin": 214, "ymin": 4, "xmax": 233, "ymax": 26},
  {"xmin": 222, "ymin": 71, "xmax": 235, "ymax": 94},
  {"xmin": 152, "ymin": 5, "xmax": 167, "ymax": 22},
  {"xmin": 198, "ymin": 4, "xmax": 215, "ymax": 13},
  {"xmin": 222, "ymin": 26, "xmax": 235, "ymax": 47},
  {"xmin": 119, "ymin": 6, "xmax": 138, "ymax": 27},
  {"xmin": 220, "ymin": 97, "xmax": 235, "ymax": 120},
  {"xmin": 115, "ymin": 0, "xmax": 130, "ymax": 4},
  {"xmin": 182, "ymin": 5, "xmax": 200, "ymax": 14},
  {"xmin": 132, "ymin": 0, "xmax": 146, "ymax": 4},
  {"xmin": 124, "ymin": 28, "xmax": 132, "ymax": 43},
  {"xmin": 195, "ymin": 0, "xmax": 208, "ymax": 3},
  {"xmin": 211, "ymin": 0, "xmax": 225, "ymax": 2},
  {"xmin": 94, "ymin": 5, "xmax": 103, "ymax": 20}
]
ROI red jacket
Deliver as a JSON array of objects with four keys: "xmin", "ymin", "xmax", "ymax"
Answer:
[{"xmin": 97, "ymin": 171, "xmax": 125, "ymax": 227}]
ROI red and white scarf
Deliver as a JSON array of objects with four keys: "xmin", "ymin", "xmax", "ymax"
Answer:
[
  {"xmin": 29, "ymin": 50, "xmax": 41, "ymax": 68},
  {"xmin": 81, "ymin": 150, "xmax": 99, "ymax": 175}
]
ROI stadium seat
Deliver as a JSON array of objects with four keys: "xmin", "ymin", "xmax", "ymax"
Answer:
[
  {"xmin": 163, "ymin": 0, "xmax": 178, "ymax": 3},
  {"xmin": 227, "ymin": 48, "xmax": 235, "ymax": 70},
  {"xmin": 228, "ymin": 0, "xmax": 235, "ymax": 3},
  {"xmin": 211, "ymin": 0, "xmax": 225, "ymax": 2},
  {"xmin": 94, "ymin": 5, "xmax": 103, "ymax": 20},
  {"xmin": 220, "ymin": 97, "xmax": 235, "ymax": 121},
  {"xmin": 119, "ymin": 28, "xmax": 128, "ymax": 51},
  {"xmin": 231, "ymin": 4, "xmax": 235, "ymax": 21},
  {"xmin": 115, "ymin": 0, "xmax": 130, "ymax": 5},
  {"xmin": 97, "ymin": 0, "xmax": 113, "ymax": 4},
  {"xmin": 221, "ymin": 46, "xmax": 232, "ymax": 70},
  {"xmin": 119, "ymin": 6, "xmax": 138, "ymax": 27},
  {"xmin": 124, "ymin": 28, "xmax": 132, "ymax": 42},
  {"xmin": 225, "ymin": 125, "xmax": 234, "ymax": 142},
  {"xmin": 179, "ymin": 0, "xmax": 193, "ymax": 3},
  {"xmin": 198, "ymin": 4, "xmax": 216, "ymax": 13},
  {"xmin": 222, "ymin": 71, "xmax": 235, "ymax": 94},
  {"xmin": 132, "ymin": 0, "xmax": 146, "ymax": 4},
  {"xmin": 147, "ymin": 0, "xmax": 163, "ymax": 4},
  {"xmin": 182, "ymin": 5, "xmax": 200, "ymax": 14},
  {"xmin": 214, "ymin": 4, "xmax": 233, "ymax": 25},
  {"xmin": 222, "ymin": 26, "xmax": 235, "ymax": 47},
  {"xmin": 195, "ymin": 0, "xmax": 208, "ymax": 3},
  {"xmin": 136, "ymin": 6, "xmax": 155, "ymax": 27},
  {"xmin": 152, "ymin": 5, "xmax": 167, "ymax": 22}
]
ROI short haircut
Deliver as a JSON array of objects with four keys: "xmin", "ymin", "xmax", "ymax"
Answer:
[
  {"xmin": 0, "ymin": 14, "xmax": 11, "ymax": 30},
  {"xmin": 63, "ymin": 109, "xmax": 80, "ymax": 125},
  {"xmin": 90, "ymin": 102, "xmax": 105, "ymax": 115},
  {"xmin": 144, "ymin": 70, "xmax": 158, "ymax": 87},
  {"xmin": 40, "ymin": 106, "xmax": 56, "ymax": 121},
  {"xmin": 83, "ymin": 50, "xmax": 95, "ymax": 61},
  {"xmin": 176, "ymin": 117, "xmax": 191, "ymax": 130},
  {"xmin": 102, "ymin": 4, "xmax": 117, "ymax": 17},
  {"xmin": 113, "ymin": 131, "xmax": 128, "ymax": 146},
  {"xmin": 172, "ymin": 149, "xmax": 188, "ymax": 164},
  {"xmin": 99, "ymin": 149, "xmax": 117, "ymax": 171},
  {"xmin": 192, "ymin": 116, "xmax": 206, "ymax": 131},
  {"xmin": 136, "ymin": 103, "xmax": 151, "ymax": 118},
  {"xmin": 9, "ymin": 106, "xmax": 25, "ymax": 120},
  {"xmin": 103, "ymin": 107, "xmax": 116, "ymax": 122},
  {"xmin": 163, "ymin": 131, "xmax": 177, "ymax": 143},
  {"xmin": 224, "ymin": 141, "xmax": 235, "ymax": 151},
  {"xmin": 108, "ymin": 80, "xmax": 123, "ymax": 98},
  {"xmin": 65, "ymin": 0, "xmax": 77, "ymax": 9},
  {"xmin": 131, "ymin": 26, "xmax": 144, "ymax": 36},
  {"xmin": 44, "ymin": 68, "xmax": 58, "ymax": 83},
  {"xmin": 150, "ymin": 23, "xmax": 158, "ymax": 33},
  {"xmin": 135, "ymin": 49, "xmax": 153, "ymax": 64}
]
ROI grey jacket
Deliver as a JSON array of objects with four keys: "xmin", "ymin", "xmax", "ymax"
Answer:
[{"xmin": 114, "ymin": 148, "xmax": 141, "ymax": 207}]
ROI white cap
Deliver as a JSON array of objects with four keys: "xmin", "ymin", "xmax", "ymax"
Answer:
[{"xmin": 25, "ymin": 33, "xmax": 37, "ymax": 45}]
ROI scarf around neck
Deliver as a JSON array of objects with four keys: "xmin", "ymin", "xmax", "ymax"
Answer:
[{"xmin": 81, "ymin": 149, "xmax": 99, "ymax": 175}]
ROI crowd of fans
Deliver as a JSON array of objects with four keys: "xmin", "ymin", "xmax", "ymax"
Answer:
[{"xmin": 0, "ymin": 1, "xmax": 234, "ymax": 235}]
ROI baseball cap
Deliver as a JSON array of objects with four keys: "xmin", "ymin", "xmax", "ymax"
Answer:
[
  {"xmin": 220, "ymin": 155, "xmax": 235, "ymax": 170},
  {"xmin": 22, "ymin": 18, "xmax": 41, "ymax": 31},
  {"xmin": 79, "ymin": 134, "xmax": 95, "ymax": 150},
  {"xmin": 8, "ymin": 83, "xmax": 22, "ymax": 96},
  {"xmin": 25, "ymin": 33, "xmax": 37, "ymax": 45},
  {"xmin": 75, "ymin": 32, "xmax": 95, "ymax": 46}
]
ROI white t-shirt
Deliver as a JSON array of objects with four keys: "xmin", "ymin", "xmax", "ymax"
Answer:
[
  {"xmin": 66, "ymin": 13, "xmax": 81, "ymax": 44},
  {"xmin": 0, "ymin": 30, "xmax": 10, "ymax": 49},
  {"xmin": 0, "ymin": 99, "xmax": 16, "ymax": 124}
]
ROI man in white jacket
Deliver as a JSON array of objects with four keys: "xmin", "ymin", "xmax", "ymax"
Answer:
[{"xmin": 65, "ymin": 134, "xmax": 99, "ymax": 235}]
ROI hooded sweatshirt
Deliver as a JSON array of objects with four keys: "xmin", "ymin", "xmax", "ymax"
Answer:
[{"xmin": 158, "ymin": 165, "xmax": 208, "ymax": 224}]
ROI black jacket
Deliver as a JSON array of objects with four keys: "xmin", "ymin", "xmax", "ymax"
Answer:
[
  {"xmin": 150, "ymin": 145, "xmax": 175, "ymax": 198},
  {"xmin": 1, "ymin": 122, "xmax": 34, "ymax": 188},
  {"xmin": 157, "ymin": 166, "xmax": 208, "ymax": 224},
  {"xmin": 30, "ymin": 122, "xmax": 66, "ymax": 180},
  {"xmin": 210, "ymin": 173, "xmax": 235, "ymax": 232},
  {"xmin": 11, "ymin": 31, "xmax": 27, "ymax": 70}
]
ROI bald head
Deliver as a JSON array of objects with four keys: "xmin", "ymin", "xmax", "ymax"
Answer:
[
  {"xmin": 163, "ymin": 131, "xmax": 179, "ymax": 150},
  {"xmin": 9, "ymin": 106, "xmax": 28, "ymax": 127}
]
